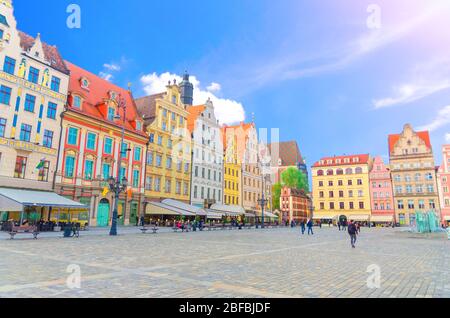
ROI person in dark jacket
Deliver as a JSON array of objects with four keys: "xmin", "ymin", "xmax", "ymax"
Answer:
[
  {"xmin": 348, "ymin": 220, "xmax": 358, "ymax": 248},
  {"xmin": 307, "ymin": 219, "xmax": 314, "ymax": 235},
  {"xmin": 338, "ymin": 221, "xmax": 341, "ymax": 231},
  {"xmin": 300, "ymin": 221, "xmax": 306, "ymax": 235}
]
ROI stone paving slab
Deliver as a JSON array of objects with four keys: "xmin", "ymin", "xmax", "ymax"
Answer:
[{"xmin": 0, "ymin": 227, "xmax": 448, "ymax": 298}]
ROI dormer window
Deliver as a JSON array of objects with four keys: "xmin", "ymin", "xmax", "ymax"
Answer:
[
  {"xmin": 107, "ymin": 107, "xmax": 116, "ymax": 121},
  {"xmin": 136, "ymin": 121, "xmax": 142, "ymax": 131},
  {"xmin": 73, "ymin": 95, "xmax": 82, "ymax": 108},
  {"xmin": 109, "ymin": 91, "xmax": 117, "ymax": 101},
  {"xmin": 80, "ymin": 77, "xmax": 90, "ymax": 90},
  {"xmin": 172, "ymin": 95, "xmax": 177, "ymax": 104}
]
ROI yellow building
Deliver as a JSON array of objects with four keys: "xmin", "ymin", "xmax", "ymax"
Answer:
[
  {"xmin": 312, "ymin": 154, "xmax": 373, "ymax": 223},
  {"xmin": 222, "ymin": 126, "xmax": 241, "ymax": 206},
  {"xmin": 135, "ymin": 81, "xmax": 191, "ymax": 203}
]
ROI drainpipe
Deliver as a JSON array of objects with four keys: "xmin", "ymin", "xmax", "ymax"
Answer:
[
  {"xmin": 142, "ymin": 140, "xmax": 150, "ymax": 219},
  {"xmin": 53, "ymin": 103, "xmax": 68, "ymax": 192}
]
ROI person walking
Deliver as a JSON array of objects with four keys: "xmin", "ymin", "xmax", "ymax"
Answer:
[
  {"xmin": 300, "ymin": 220, "xmax": 306, "ymax": 235},
  {"xmin": 348, "ymin": 220, "xmax": 358, "ymax": 248},
  {"xmin": 307, "ymin": 219, "xmax": 314, "ymax": 235},
  {"xmin": 356, "ymin": 222, "xmax": 361, "ymax": 234},
  {"xmin": 338, "ymin": 221, "xmax": 341, "ymax": 231}
]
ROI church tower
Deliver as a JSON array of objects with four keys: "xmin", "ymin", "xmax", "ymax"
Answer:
[{"xmin": 179, "ymin": 71, "xmax": 193, "ymax": 106}]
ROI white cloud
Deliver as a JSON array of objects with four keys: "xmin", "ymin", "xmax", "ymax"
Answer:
[
  {"xmin": 207, "ymin": 82, "xmax": 221, "ymax": 93},
  {"xmin": 230, "ymin": 1, "xmax": 450, "ymax": 94},
  {"xmin": 373, "ymin": 58, "xmax": 450, "ymax": 109},
  {"xmin": 99, "ymin": 72, "xmax": 114, "ymax": 82},
  {"xmin": 99, "ymin": 57, "xmax": 129, "ymax": 82},
  {"xmin": 140, "ymin": 72, "xmax": 245, "ymax": 125},
  {"xmin": 103, "ymin": 63, "xmax": 121, "ymax": 72},
  {"xmin": 418, "ymin": 105, "xmax": 450, "ymax": 132},
  {"xmin": 373, "ymin": 81, "xmax": 450, "ymax": 109}
]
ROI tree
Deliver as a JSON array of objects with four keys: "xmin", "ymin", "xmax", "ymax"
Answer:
[
  {"xmin": 272, "ymin": 183, "xmax": 282, "ymax": 210},
  {"xmin": 281, "ymin": 167, "xmax": 309, "ymax": 193}
]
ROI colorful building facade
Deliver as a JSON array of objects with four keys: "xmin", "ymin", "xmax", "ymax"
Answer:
[
  {"xmin": 437, "ymin": 145, "xmax": 450, "ymax": 225},
  {"xmin": 280, "ymin": 186, "xmax": 310, "ymax": 224},
  {"xmin": 135, "ymin": 80, "xmax": 191, "ymax": 204},
  {"xmin": 369, "ymin": 156, "xmax": 395, "ymax": 223},
  {"xmin": 312, "ymin": 154, "xmax": 372, "ymax": 223},
  {"xmin": 0, "ymin": 0, "xmax": 69, "ymax": 193},
  {"xmin": 389, "ymin": 124, "xmax": 440, "ymax": 226},
  {"xmin": 222, "ymin": 125, "xmax": 241, "ymax": 206},
  {"xmin": 54, "ymin": 62, "xmax": 148, "ymax": 226},
  {"xmin": 187, "ymin": 99, "xmax": 224, "ymax": 208}
]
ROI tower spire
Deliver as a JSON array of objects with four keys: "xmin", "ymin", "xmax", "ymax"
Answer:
[{"xmin": 180, "ymin": 70, "xmax": 194, "ymax": 106}]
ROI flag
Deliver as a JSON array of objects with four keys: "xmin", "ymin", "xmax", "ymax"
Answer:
[
  {"xmin": 102, "ymin": 187, "xmax": 109, "ymax": 197},
  {"xmin": 36, "ymin": 159, "xmax": 46, "ymax": 170}
]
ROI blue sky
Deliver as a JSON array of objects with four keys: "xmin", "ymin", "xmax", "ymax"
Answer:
[{"xmin": 15, "ymin": 0, "xmax": 450, "ymax": 166}]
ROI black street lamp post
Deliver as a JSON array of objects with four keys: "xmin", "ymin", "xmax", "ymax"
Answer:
[{"xmin": 109, "ymin": 95, "xmax": 128, "ymax": 236}]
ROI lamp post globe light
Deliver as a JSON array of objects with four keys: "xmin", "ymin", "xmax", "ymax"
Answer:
[
  {"xmin": 109, "ymin": 94, "xmax": 128, "ymax": 236},
  {"xmin": 108, "ymin": 176, "xmax": 128, "ymax": 236}
]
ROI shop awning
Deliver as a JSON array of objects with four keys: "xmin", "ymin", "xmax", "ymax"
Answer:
[
  {"xmin": 162, "ymin": 199, "xmax": 207, "ymax": 216},
  {"xmin": 254, "ymin": 211, "xmax": 278, "ymax": 218},
  {"xmin": 210, "ymin": 204, "xmax": 245, "ymax": 216},
  {"xmin": 146, "ymin": 202, "xmax": 195, "ymax": 216},
  {"xmin": 0, "ymin": 188, "xmax": 87, "ymax": 212},
  {"xmin": 313, "ymin": 214, "xmax": 338, "ymax": 220},
  {"xmin": 205, "ymin": 210, "xmax": 224, "ymax": 219},
  {"xmin": 370, "ymin": 215, "xmax": 394, "ymax": 222},
  {"xmin": 443, "ymin": 216, "xmax": 450, "ymax": 221},
  {"xmin": 348, "ymin": 215, "xmax": 370, "ymax": 222}
]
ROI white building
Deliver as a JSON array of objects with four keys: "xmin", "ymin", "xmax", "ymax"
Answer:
[
  {"xmin": 187, "ymin": 98, "xmax": 224, "ymax": 207},
  {"xmin": 0, "ymin": 0, "xmax": 70, "ymax": 192}
]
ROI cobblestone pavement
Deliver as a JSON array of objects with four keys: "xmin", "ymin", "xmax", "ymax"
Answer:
[{"xmin": 0, "ymin": 227, "xmax": 449, "ymax": 298}]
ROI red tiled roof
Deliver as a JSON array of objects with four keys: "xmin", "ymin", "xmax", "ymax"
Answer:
[
  {"xmin": 65, "ymin": 61, "xmax": 147, "ymax": 138},
  {"xmin": 312, "ymin": 154, "xmax": 370, "ymax": 167},
  {"xmin": 187, "ymin": 105, "xmax": 206, "ymax": 133},
  {"xmin": 135, "ymin": 93, "xmax": 165, "ymax": 126},
  {"xmin": 388, "ymin": 131, "xmax": 431, "ymax": 154},
  {"xmin": 268, "ymin": 141, "xmax": 304, "ymax": 167},
  {"xmin": 18, "ymin": 31, "xmax": 69, "ymax": 74}
]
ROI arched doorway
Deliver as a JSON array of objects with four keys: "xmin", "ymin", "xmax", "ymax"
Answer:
[
  {"xmin": 97, "ymin": 199, "xmax": 110, "ymax": 227},
  {"xmin": 339, "ymin": 215, "xmax": 348, "ymax": 224}
]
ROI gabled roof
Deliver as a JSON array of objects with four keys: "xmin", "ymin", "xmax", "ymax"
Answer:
[
  {"xmin": 268, "ymin": 141, "xmax": 304, "ymax": 167},
  {"xmin": 187, "ymin": 105, "xmax": 206, "ymax": 133},
  {"xmin": 312, "ymin": 154, "xmax": 370, "ymax": 168},
  {"xmin": 18, "ymin": 31, "xmax": 69, "ymax": 74},
  {"xmin": 388, "ymin": 131, "xmax": 431, "ymax": 154},
  {"xmin": 65, "ymin": 61, "xmax": 147, "ymax": 137},
  {"xmin": 135, "ymin": 93, "xmax": 166, "ymax": 125}
]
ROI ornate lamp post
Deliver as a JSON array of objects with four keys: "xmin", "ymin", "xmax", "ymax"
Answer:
[{"xmin": 109, "ymin": 94, "xmax": 128, "ymax": 236}]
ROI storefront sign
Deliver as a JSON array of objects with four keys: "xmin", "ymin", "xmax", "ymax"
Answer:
[
  {"xmin": 0, "ymin": 71, "xmax": 66, "ymax": 102},
  {"xmin": 0, "ymin": 137, "xmax": 57, "ymax": 155}
]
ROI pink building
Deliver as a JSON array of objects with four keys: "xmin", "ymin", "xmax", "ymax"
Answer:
[
  {"xmin": 369, "ymin": 156, "xmax": 396, "ymax": 223},
  {"xmin": 437, "ymin": 145, "xmax": 450, "ymax": 226}
]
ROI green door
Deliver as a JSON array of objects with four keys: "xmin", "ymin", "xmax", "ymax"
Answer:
[
  {"xmin": 97, "ymin": 200, "xmax": 110, "ymax": 227},
  {"xmin": 1, "ymin": 212, "xmax": 8, "ymax": 221},
  {"xmin": 130, "ymin": 202, "xmax": 138, "ymax": 226}
]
